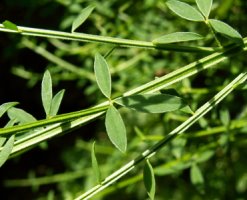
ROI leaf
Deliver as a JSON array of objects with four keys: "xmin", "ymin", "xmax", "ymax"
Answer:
[
  {"xmin": 7, "ymin": 107, "xmax": 36, "ymax": 124},
  {"xmin": 91, "ymin": 141, "xmax": 101, "ymax": 183},
  {"xmin": 71, "ymin": 5, "xmax": 95, "ymax": 32},
  {"xmin": 209, "ymin": 19, "xmax": 243, "ymax": 44},
  {"xmin": 115, "ymin": 94, "xmax": 187, "ymax": 113},
  {"xmin": 143, "ymin": 159, "xmax": 156, "ymax": 200},
  {"xmin": 196, "ymin": 0, "xmax": 213, "ymax": 18},
  {"xmin": 0, "ymin": 137, "xmax": 6, "ymax": 147},
  {"xmin": 166, "ymin": 0, "xmax": 204, "ymax": 22},
  {"xmin": 220, "ymin": 108, "xmax": 230, "ymax": 127},
  {"xmin": 190, "ymin": 164, "xmax": 204, "ymax": 186},
  {"xmin": 50, "ymin": 89, "xmax": 65, "ymax": 116},
  {"xmin": 153, "ymin": 32, "xmax": 204, "ymax": 44},
  {"xmin": 105, "ymin": 105, "xmax": 127, "ymax": 152},
  {"xmin": 0, "ymin": 135, "xmax": 15, "ymax": 168},
  {"xmin": 0, "ymin": 102, "xmax": 19, "ymax": 118},
  {"xmin": 94, "ymin": 53, "xmax": 112, "ymax": 99},
  {"xmin": 42, "ymin": 70, "xmax": 53, "ymax": 117},
  {"xmin": 2, "ymin": 20, "xmax": 20, "ymax": 32}
]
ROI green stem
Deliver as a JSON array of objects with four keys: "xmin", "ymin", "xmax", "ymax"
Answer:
[
  {"xmin": 75, "ymin": 72, "xmax": 247, "ymax": 200},
  {"xmin": 21, "ymin": 38, "xmax": 95, "ymax": 81},
  {"xmin": 0, "ymin": 104, "xmax": 109, "ymax": 136},
  {"xmin": 0, "ymin": 24, "xmax": 218, "ymax": 53}
]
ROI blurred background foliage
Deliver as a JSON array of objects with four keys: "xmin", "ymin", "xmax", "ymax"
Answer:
[{"xmin": 0, "ymin": 0, "xmax": 247, "ymax": 199}]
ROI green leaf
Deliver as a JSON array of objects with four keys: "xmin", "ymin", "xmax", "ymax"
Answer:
[
  {"xmin": 143, "ymin": 159, "xmax": 156, "ymax": 200},
  {"xmin": 42, "ymin": 70, "xmax": 53, "ymax": 117},
  {"xmin": 91, "ymin": 141, "xmax": 101, "ymax": 183},
  {"xmin": 0, "ymin": 102, "xmax": 19, "ymax": 118},
  {"xmin": 220, "ymin": 108, "xmax": 230, "ymax": 127},
  {"xmin": 0, "ymin": 137, "xmax": 6, "ymax": 147},
  {"xmin": 7, "ymin": 107, "xmax": 36, "ymax": 124},
  {"xmin": 190, "ymin": 164, "xmax": 204, "ymax": 186},
  {"xmin": 153, "ymin": 32, "xmax": 204, "ymax": 44},
  {"xmin": 196, "ymin": 0, "xmax": 213, "ymax": 18},
  {"xmin": 50, "ymin": 89, "xmax": 65, "ymax": 116},
  {"xmin": 94, "ymin": 53, "xmax": 112, "ymax": 99},
  {"xmin": 115, "ymin": 94, "xmax": 187, "ymax": 113},
  {"xmin": 166, "ymin": 0, "xmax": 204, "ymax": 21},
  {"xmin": 0, "ymin": 135, "xmax": 15, "ymax": 168},
  {"xmin": 71, "ymin": 5, "xmax": 95, "ymax": 32},
  {"xmin": 2, "ymin": 20, "xmax": 20, "ymax": 32},
  {"xmin": 209, "ymin": 19, "xmax": 243, "ymax": 44},
  {"xmin": 105, "ymin": 105, "xmax": 127, "ymax": 152}
]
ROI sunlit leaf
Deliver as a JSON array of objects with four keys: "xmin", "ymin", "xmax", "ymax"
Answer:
[
  {"xmin": 94, "ymin": 53, "xmax": 112, "ymax": 99},
  {"xmin": 0, "ymin": 102, "xmax": 19, "ymax": 118},
  {"xmin": 153, "ymin": 32, "xmax": 203, "ymax": 45},
  {"xmin": 2, "ymin": 20, "xmax": 20, "ymax": 32},
  {"xmin": 91, "ymin": 141, "xmax": 101, "ymax": 183},
  {"xmin": 0, "ymin": 137, "xmax": 6, "ymax": 147},
  {"xmin": 50, "ymin": 89, "xmax": 65, "ymax": 116},
  {"xmin": 71, "ymin": 5, "xmax": 95, "ymax": 32},
  {"xmin": 0, "ymin": 135, "xmax": 15, "ymax": 168},
  {"xmin": 42, "ymin": 70, "xmax": 53, "ymax": 117},
  {"xmin": 105, "ymin": 105, "xmax": 127, "ymax": 152},
  {"xmin": 209, "ymin": 19, "xmax": 243, "ymax": 44},
  {"xmin": 196, "ymin": 0, "xmax": 212, "ymax": 18},
  {"xmin": 166, "ymin": 0, "xmax": 204, "ymax": 21},
  {"xmin": 115, "ymin": 94, "xmax": 187, "ymax": 113},
  {"xmin": 143, "ymin": 159, "xmax": 156, "ymax": 200},
  {"xmin": 7, "ymin": 107, "xmax": 36, "ymax": 124}
]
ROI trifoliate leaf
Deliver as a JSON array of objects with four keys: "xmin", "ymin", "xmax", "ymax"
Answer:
[
  {"xmin": 166, "ymin": 0, "xmax": 204, "ymax": 22},
  {"xmin": 115, "ymin": 94, "xmax": 187, "ymax": 113},
  {"xmin": 196, "ymin": 0, "xmax": 213, "ymax": 18},
  {"xmin": 105, "ymin": 105, "xmax": 127, "ymax": 153},
  {"xmin": 42, "ymin": 70, "xmax": 53, "ymax": 117},
  {"xmin": 94, "ymin": 53, "xmax": 112, "ymax": 99},
  {"xmin": 143, "ymin": 159, "xmax": 156, "ymax": 200},
  {"xmin": 153, "ymin": 32, "xmax": 204, "ymax": 44},
  {"xmin": 71, "ymin": 5, "xmax": 95, "ymax": 32},
  {"xmin": 0, "ymin": 135, "xmax": 15, "ymax": 168}
]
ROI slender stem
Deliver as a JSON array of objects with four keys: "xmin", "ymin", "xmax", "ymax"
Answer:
[
  {"xmin": 75, "ymin": 72, "xmax": 247, "ymax": 200},
  {"xmin": 0, "ymin": 24, "xmax": 218, "ymax": 53}
]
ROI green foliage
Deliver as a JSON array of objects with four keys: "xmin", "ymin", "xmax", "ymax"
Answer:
[
  {"xmin": 42, "ymin": 70, "xmax": 53, "ymax": 117},
  {"xmin": 94, "ymin": 53, "xmax": 112, "ymax": 99},
  {"xmin": 196, "ymin": 0, "xmax": 213, "ymax": 19},
  {"xmin": 105, "ymin": 105, "xmax": 127, "ymax": 153},
  {"xmin": 0, "ymin": 135, "xmax": 15, "ymax": 167},
  {"xmin": 2, "ymin": 20, "xmax": 20, "ymax": 32},
  {"xmin": 91, "ymin": 141, "xmax": 101, "ymax": 184},
  {"xmin": 209, "ymin": 19, "xmax": 243, "ymax": 44},
  {"xmin": 71, "ymin": 5, "xmax": 95, "ymax": 32},
  {"xmin": 166, "ymin": 0, "xmax": 204, "ymax": 21},
  {"xmin": 153, "ymin": 32, "xmax": 204, "ymax": 44},
  {"xmin": 0, "ymin": 0, "xmax": 247, "ymax": 199},
  {"xmin": 115, "ymin": 93, "xmax": 189, "ymax": 113},
  {"xmin": 143, "ymin": 159, "xmax": 156, "ymax": 200}
]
